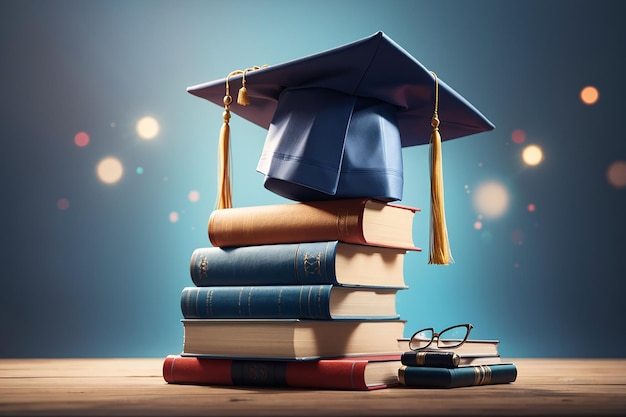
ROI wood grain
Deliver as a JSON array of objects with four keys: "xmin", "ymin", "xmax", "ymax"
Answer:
[{"xmin": 1, "ymin": 358, "xmax": 625, "ymax": 416}]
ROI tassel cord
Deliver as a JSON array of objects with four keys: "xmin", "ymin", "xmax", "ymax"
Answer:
[
  {"xmin": 428, "ymin": 71, "xmax": 453, "ymax": 265},
  {"xmin": 215, "ymin": 66, "xmax": 268, "ymax": 210}
]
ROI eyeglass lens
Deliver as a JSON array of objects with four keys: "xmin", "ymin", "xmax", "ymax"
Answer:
[{"xmin": 410, "ymin": 324, "xmax": 471, "ymax": 350}]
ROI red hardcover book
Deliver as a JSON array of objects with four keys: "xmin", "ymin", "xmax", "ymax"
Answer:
[{"xmin": 162, "ymin": 354, "xmax": 401, "ymax": 391}]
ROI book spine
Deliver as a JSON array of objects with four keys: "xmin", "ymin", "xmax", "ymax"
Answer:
[
  {"xmin": 162, "ymin": 355, "xmax": 392, "ymax": 390},
  {"xmin": 398, "ymin": 363, "xmax": 517, "ymax": 388},
  {"xmin": 401, "ymin": 351, "xmax": 460, "ymax": 368},
  {"xmin": 163, "ymin": 355, "xmax": 233, "ymax": 385},
  {"xmin": 285, "ymin": 359, "xmax": 372, "ymax": 390},
  {"xmin": 189, "ymin": 241, "xmax": 338, "ymax": 286},
  {"xmin": 180, "ymin": 285, "xmax": 334, "ymax": 319},
  {"xmin": 208, "ymin": 199, "xmax": 367, "ymax": 247}
]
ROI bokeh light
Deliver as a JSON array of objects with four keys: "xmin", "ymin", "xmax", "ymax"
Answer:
[
  {"xmin": 74, "ymin": 131, "xmax": 90, "ymax": 147},
  {"xmin": 522, "ymin": 144, "xmax": 543, "ymax": 166},
  {"xmin": 136, "ymin": 167, "xmax": 144, "ymax": 175},
  {"xmin": 188, "ymin": 190, "xmax": 200, "ymax": 202},
  {"xmin": 169, "ymin": 211, "xmax": 179, "ymax": 223},
  {"xmin": 96, "ymin": 157, "xmax": 124, "ymax": 184},
  {"xmin": 474, "ymin": 220, "xmax": 483, "ymax": 230},
  {"xmin": 607, "ymin": 160, "xmax": 626, "ymax": 188},
  {"xmin": 528, "ymin": 203, "xmax": 536, "ymax": 212},
  {"xmin": 580, "ymin": 86, "xmax": 599, "ymax": 105},
  {"xmin": 57, "ymin": 198, "xmax": 70, "ymax": 210},
  {"xmin": 473, "ymin": 181, "xmax": 510, "ymax": 219},
  {"xmin": 511, "ymin": 129, "xmax": 526, "ymax": 144},
  {"xmin": 136, "ymin": 116, "xmax": 160, "ymax": 140}
]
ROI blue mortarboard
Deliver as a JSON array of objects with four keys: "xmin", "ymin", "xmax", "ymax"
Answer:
[{"xmin": 187, "ymin": 31, "xmax": 494, "ymax": 264}]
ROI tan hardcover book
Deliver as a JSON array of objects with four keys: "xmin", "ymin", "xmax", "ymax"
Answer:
[
  {"xmin": 181, "ymin": 319, "xmax": 406, "ymax": 360},
  {"xmin": 208, "ymin": 198, "xmax": 420, "ymax": 250}
]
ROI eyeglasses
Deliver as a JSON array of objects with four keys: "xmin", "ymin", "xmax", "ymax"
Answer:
[{"xmin": 408, "ymin": 323, "xmax": 474, "ymax": 351}]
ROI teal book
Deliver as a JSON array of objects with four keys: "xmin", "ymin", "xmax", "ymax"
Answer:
[
  {"xmin": 180, "ymin": 285, "xmax": 402, "ymax": 320},
  {"xmin": 189, "ymin": 241, "xmax": 406, "ymax": 288},
  {"xmin": 398, "ymin": 363, "xmax": 517, "ymax": 388}
]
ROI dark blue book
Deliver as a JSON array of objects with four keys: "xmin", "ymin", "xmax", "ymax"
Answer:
[
  {"xmin": 401, "ymin": 351, "xmax": 502, "ymax": 368},
  {"xmin": 180, "ymin": 285, "xmax": 402, "ymax": 320},
  {"xmin": 398, "ymin": 363, "xmax": 517, "ymax": 388},
  {"xmin": 189, "ymin": 241, "xmax": 406, "ymax": 288}
]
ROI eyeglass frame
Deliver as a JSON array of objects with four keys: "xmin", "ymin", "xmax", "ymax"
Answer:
[{"xmin": 408, "ymin": 323, "xmax": 474, "ymax": 351}]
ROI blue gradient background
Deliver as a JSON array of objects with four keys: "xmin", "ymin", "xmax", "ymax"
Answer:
[{"xmin": 2, "ymin": 0, "xmax": 625, "ymax": 358}]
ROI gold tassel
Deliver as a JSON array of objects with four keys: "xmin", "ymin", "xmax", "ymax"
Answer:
[
  {"xmin": 428, "ymin": 71, "xmax": 453, "ymax": 265},
  {"xmin": 216, "ymin": 65, "xmax": 267, "ymax": 209},
  {"xmin": 237, "ymin": 69, "xmax": 251, "ymax": 106},
  {"xmin": 216, "ymin": 71, "xmax": 240, "ymax": 210}
]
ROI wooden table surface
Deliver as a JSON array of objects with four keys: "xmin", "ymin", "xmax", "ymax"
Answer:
[{"xmin": 1, "ymin": 358, "xmax": 625, "ymax": 416}]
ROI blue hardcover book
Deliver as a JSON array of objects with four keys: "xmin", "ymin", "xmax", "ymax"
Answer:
[
  {"xmin": 180, "ymin": 285, "xmax": 402, "ymax": 320},
  {"xmin": 398, "ymin": 363, "xmax": 517, "ymax": 388},
  {"xmin": 189, "ymin": 241, "xmax": 406, "ymax": 288}
]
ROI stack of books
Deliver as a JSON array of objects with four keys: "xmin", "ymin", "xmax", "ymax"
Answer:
[
  {"xmin": 396, "ymin": 337, "xmax": 518, "ymax": 388},
  {"xmin": 163, "ymin": 198, "xmax": 421, "ymax": 390}
]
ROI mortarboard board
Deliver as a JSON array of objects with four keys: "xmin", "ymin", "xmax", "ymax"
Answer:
[{"xmin": 187, "ymin": 31, "xmax": 494, "ymax": 264}]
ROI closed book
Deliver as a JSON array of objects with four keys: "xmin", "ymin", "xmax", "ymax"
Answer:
[
  {"xmin": 190, "ymin": 241, "xmax": 407, "ymax": 288},
  {"xmin": 163, "ymin": 354, "xmax": 401, "ymax": 390},
  {"xmin": 181, "ymin": 319, "xmax": 405, "ymax": 360},
  {"xmin": 398, "ymin": 363, "xmax": 517, "ymax": 388},
  {"xmin": 207, "ymin": 198, "xmax": 420, "ymax": 250},
  {"xmin": 180, "ymin": 285, "xmax": 402, "ymax": 320},
  {"xmin": 400, "ymin": 351, "xmax": 501, "ymax": 368}
]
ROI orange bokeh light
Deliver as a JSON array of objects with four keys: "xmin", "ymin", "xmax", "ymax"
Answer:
[
  {"xmin": 607, "ymin": 161, "xmax": 626, "ymax": 188},
  {"xmin": 580, "ymin": 86, "xmax": 599, "ymax": 105}
]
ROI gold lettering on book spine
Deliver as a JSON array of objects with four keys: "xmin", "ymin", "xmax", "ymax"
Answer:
[
  {"xmin": 473, "ymin": 365, "xmax": 492, "ymax": 385},
  {"xmin": 336, "ymin": 205, "xmax": 365, "ymax": 244},
  {"xmin": 483, "ymin": 365, "xmax": 492, "ymax": 385},
  {"xmin": 303, "ymin": 251, "xmax": 322, "ymax": 277},
  {"xmin": 237, "ymin": 287, "xmax": 245, "ymax": 317},
  {"xmin": 416, "ymin": 352, "xmax": 426, "ymax": 366},
  {"xmin": 198, "ymin": 255, "xmax": 209, "ymax": 279},
  {"xmin": 336, "ymin": 207, "xmax": 362, "ymax": 243},
  {"xmin": 398, "ymin": 365, "xmax": 406, "ymax": 385},
  {"xmin": 206, "ymin": 289, "xmax": 214, "ymax": 317},
  {"xmin": 473, "ymin": 366, "xmax": 481, "ymax": 385}
]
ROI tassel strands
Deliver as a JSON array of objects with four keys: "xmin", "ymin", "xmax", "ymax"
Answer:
[
  {"xmin": 236, "ymin": 68, "xmax": 251, "ymax": 106},
  {"xmin": 215, "ymin": 66, "xmax": 268, "ymax": 210},
  {"xmin": 428, "ymin": 71, "xmax": 453, "ymax": 265},
  {"xmin": 216, "ymin": 70, "xmax": 241, "ymax": 210}
]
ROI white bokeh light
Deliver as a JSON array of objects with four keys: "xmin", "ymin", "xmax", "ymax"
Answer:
[
  {"xmin": 136, "ymin": 116, "xmax": 160, "ymax": 140},
  {"xmin": 473, "ymin": 181, "xmax": 510, "ymax": 219},
  {"xmin": 522, "ymin": 145, "xmax": 543, "ymax": 166},
  {"xmin": 96, "ymin": 157, "xmax": 124, "ymax": 184}
]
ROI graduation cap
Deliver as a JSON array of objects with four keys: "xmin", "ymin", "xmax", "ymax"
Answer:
[{"xmin": 187, "ymin": 31, "xmax": 494, "ymax": 264}]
